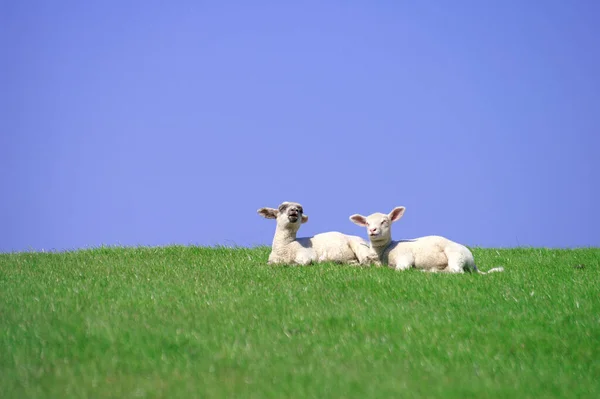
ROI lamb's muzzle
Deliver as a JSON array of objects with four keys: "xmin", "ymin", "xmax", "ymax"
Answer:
[{"xmin": 282, "ymin": 203, "xmax": 303, "ymax": 223}]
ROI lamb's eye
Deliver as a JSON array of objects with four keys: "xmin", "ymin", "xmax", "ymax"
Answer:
[{"xmin": 298, "ymin": 208, "xmax": 303, "ymax": 213}]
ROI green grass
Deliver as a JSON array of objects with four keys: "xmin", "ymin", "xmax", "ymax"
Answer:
[{"xmin": 1, "ymin": 246, "xmax": 599, "ymax": 398}]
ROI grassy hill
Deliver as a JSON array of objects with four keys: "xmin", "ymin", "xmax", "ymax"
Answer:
[{"xmin": 1, "ymin": 246, "xmax": 598, "ymax": 398}]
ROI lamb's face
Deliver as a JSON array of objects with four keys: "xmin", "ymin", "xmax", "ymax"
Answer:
[
  {"xmin": 363, "ymin": 213, "xmax": 392, "ymax": 244},
  {"xmin": 257, "ymin": 201, "xmax": 308, "ymax": 231},
  {"xmin": 349, "ymin": 206, "xmax": 406, "ymax": 245},
  {"xmin": 278, "ymin": 202, "xmax": 305, "ymax": 225}
]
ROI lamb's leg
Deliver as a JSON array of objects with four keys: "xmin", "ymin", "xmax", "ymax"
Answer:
[
  {"xmin": 348, "ymin": 239, "xmax": 380, "ymax": 266},
  {"xmin": 359, "ymin": 251, "xmax": 381, "ymax": 267},
  {"xmin": 353, "ymin": 248, "xmax": 380, "ymax": 266},
  {"xmin": 438, "ymin": 267, "xmax": 464, "ymax": 274},
  {"xmin": 392, "ymin": 254, "xmax": 414, "ymax": 271},
  {"xmin": 443, "ymin": 246, "xmax": 468, "ymax": 273},
  {"xmin": 294, "ymin": 249, "xmax": 315, "ymax": 266}
]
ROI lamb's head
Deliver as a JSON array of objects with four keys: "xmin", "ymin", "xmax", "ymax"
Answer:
[
  {"xmin": 349, "ymin": 206, "xmax": 405, "ymax": 246},
  {"xmin": 257, "ymin": 201, "xmax": 308, "ymax": 232}
]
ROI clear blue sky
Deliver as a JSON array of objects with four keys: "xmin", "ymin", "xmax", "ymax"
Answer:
[{"xmin": 1, "ymin": 1, "xmax": 599, "ymax": 252}]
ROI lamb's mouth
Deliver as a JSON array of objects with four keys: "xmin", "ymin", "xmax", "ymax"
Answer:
[
  {"xmin": 288, "ymin": 215, "xmax": 299, "ymax": 222},
  {"xmin": 369, "ymin": 234, "xmax": 386, "ymax": 242}
]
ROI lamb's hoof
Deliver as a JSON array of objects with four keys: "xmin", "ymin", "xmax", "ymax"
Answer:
[{"xmin": 363, "ymin": 255, "xmax": 381, "ymax": 267}]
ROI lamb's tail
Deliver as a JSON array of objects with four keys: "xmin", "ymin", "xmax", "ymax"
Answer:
[{"xmin": 474, "ymin": 265, "xmax": 505, "ymax": 274}]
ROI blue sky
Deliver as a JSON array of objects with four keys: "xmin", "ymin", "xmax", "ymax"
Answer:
[{"xmin": 1, "ymin": 1, "xmax": 599, "ymax": 252}]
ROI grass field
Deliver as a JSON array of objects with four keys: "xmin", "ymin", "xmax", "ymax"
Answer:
[{"xmin": 1, "ymin": 246, "xmax": 599, "ymax": 398}]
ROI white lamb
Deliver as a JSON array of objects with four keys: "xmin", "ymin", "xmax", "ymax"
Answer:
[
  {"xmin": 258, "ymin": 201, "xmax": 372, "ymax": 266},
  {"xmin": 349, "ymin": 206, "xmax": 504, "ymax": 274}
]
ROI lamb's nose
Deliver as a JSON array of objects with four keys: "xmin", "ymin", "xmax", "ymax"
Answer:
[{"xmin": 369, "ymin": 228, "xmax": 378, "ymax": 234}]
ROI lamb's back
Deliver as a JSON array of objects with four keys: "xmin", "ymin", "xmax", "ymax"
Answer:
[{"xmin": 307, "ymin": 232, "xmax": 358, "ymax": 262}]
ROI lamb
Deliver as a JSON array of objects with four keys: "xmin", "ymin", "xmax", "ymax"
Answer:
[
  {"xmin": 258, "ymin": 201, "xmax": 372, "ymax": 265},
  {"xmin": 349, "ymin": 206, "xmax": 504, "ymax": 274}
]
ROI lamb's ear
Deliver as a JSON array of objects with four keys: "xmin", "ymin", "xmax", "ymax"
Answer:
[
  {"xmin": 389, "ymin": 206, "xmax": 406, "ymax": 222},
  {"xmin": 349, "ymin": 214, "xmax": 368, "ymax": 227},
  {"xmin": 258, "ymin": 207, "xmax": 278, "ymax": 219},
  {"xmin": 301, "ymin": 215, "xmax": 309, "ymax": 224}
]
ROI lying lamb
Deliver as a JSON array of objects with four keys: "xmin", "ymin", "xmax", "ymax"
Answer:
[
  {"xmin": 349, "ymin": 206, "xmax": 504, "ymax": 274},
  {"xmin": 258, "ymin": 201, "xmax": 372, "ymax": 265}
]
